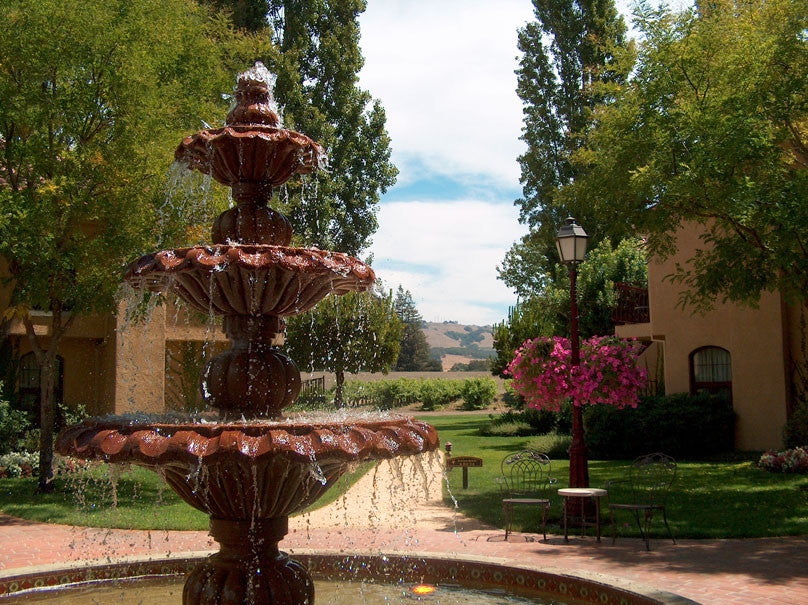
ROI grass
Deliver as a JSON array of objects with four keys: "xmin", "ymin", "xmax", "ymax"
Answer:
[
  {"xmin": 0, "ymin": 466, "xmax": 208, "ymax": 530},
  {"xmin": 0, "ymin": 461, "xmax": 375, "ymax": 531},
  {"xmin": 429, "ymin": 414, "xmax": 808, "ymax": 539},
  {"xmin": 1, "ymin": 414, "xmax": 806, "ymax": 538}
]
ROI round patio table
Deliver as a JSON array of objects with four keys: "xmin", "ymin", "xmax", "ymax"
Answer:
[{"xmin": 558, "ymin": 488, "xmax": 608, "ymax": 542}]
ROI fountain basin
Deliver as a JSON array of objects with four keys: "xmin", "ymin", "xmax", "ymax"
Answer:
[{"xmin": 0, "ymin": 552, "xmax": 696, "ymax": 604}]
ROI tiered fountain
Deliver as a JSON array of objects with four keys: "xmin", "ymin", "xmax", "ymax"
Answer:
[{"xmin": 56, "ymin": 63, "xmax": 439, "ymax": 605}]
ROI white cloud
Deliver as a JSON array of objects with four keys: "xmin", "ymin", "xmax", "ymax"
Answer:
[
  {"xmin": 369, "ymin": 200, "xmax": 527, "ymax": 325},
  {"xmin": 359, "ymin": 0, "xmax": 535, "ymax": 187},
  {"xmin": 357, "ymin": 1, "xmax": 697, "ymax": 325}
]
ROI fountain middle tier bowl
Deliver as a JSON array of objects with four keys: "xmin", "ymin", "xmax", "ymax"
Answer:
[
  {"xmin": 56, "ymin": 415, "xmax": 439, "ymax": 519},
  {"xmin": 125, "ymin": 244, "xmax": 375, "ymax": 316}
]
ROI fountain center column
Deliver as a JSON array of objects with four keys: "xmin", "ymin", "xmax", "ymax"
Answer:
[
  {"xmin": 212, "ymin": 182, "xmax": 293, "ymax": 246},
  {"xmin": 203, "ymin": 315, "xmax": 301, "ymax": 420}
]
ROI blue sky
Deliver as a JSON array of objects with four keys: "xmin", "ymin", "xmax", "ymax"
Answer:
[
  {"xmin": 358, "ymin": 0, "xmax": 689, "ymax": 325},
  {"xmin": 359, "ymin": 0, "xmax": 533, "ymax": 325}
]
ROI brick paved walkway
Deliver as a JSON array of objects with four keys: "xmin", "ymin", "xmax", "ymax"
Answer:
[{"xmin": 1, "ymin": 512, "xmax": 806, "ymax": 604}]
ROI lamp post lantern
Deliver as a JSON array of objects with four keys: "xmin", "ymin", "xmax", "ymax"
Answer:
[{"xmin": 556, "ymin": 217, "xmax": 589, "ymax": 489}]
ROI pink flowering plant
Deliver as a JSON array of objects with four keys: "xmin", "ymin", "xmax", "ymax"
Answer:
[
  {"xmin": 505, "ymin": 336, "xmax": 648, "ymax": 411},
  {"xmin": 758, "ymin": 446, "xmax": 808, "ymax": 474}
]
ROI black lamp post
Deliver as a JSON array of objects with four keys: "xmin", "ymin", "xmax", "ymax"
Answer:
[{"xmin": 555, "ymin": 217, "xmax": 589, "ymax": 488}]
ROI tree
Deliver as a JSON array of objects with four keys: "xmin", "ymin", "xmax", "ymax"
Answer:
[
  {"xmin": 285, "ymin": 290, "xmax": 403, "ymax": 407},
  {"xmin": 0, "ymin": 0, "xmax": 266, "ymax": 490},
  {"xmin": 561, "ymin": 0, "xmax": 808, "ymax": 309},
  {"xmin": 206, "ymin": 0, "xmax": 398, "ymax": 255},
  {"xmin": 504, "ymin": 0, "xmax": 632, "ymax": 280},
  {"xmin": 493, "ymin": 238, "xmax": 647, "ymax": 375},
  {"xmin": 392, "ymin": 286, "xmax": 441, "ymax": 372}
]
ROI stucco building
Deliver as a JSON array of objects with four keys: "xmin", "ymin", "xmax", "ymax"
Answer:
[
  {"xmin": 614, "ymin": 224, "xmax": 804, "ymax": 450},
  {"xmin": 1, "ymin": 261, "xmax": 228, "ymax": 419}
]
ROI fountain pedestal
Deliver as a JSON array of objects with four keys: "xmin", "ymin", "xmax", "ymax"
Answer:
[{"xmin": 184, "ymin": 518, "xmax": 314, "ymax": 605}]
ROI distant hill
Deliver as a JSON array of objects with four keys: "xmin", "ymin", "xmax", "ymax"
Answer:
[{"xmin": 422, "ymin": 321, "xmax": 495, "ymax": 371}]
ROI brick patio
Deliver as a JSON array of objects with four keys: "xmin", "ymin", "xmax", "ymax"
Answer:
[{"xmin": 1, "ymin": 511, "xmax": 806, "ymax": 604}]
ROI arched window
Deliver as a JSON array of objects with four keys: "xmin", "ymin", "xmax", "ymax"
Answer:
[
  {"xmin": 18, "ymin": 352, "xmax": 64, "ymax": 413},
  {"xmin": 689, "ymin": 346, "xmax": 731, "ymax": 399}
]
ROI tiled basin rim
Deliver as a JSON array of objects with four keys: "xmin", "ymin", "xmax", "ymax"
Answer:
[{"xmin": 0, "ymin": 550, "xmax": 698, "ymax": 605}]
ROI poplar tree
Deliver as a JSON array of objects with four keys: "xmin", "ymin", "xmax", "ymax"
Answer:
[
  {"xmin": 501, "ymin": 0, "xmax": 631, "ymax": 289},
  {"xmin": 206, "ymin": 0, "xmax": 398, "ymax": 255}
]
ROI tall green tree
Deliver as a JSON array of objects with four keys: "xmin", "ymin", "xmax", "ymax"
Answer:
[
  {"xmin": 561, "ymin": 0, "xmax": 808, "ymax": 309},
  {"xmin": 493, "ymin": 238, "xmax": 647, "ymax": 375},
  {"xmin": 285, "ymin": 290, "xmax": 403, "ymax": 407},
  {"xmin": 392, "ymin": 286, "xmax": 441, "ymax": 372},
  {"xmin": 206, "ymin": 0, "xmax": 398, "ymax": 255},
  {"xmin": 503, "ymin": 0, "xmax": 632, "ymax": 283},
  {"xmin": 0, "ymin": 0, "xmax": 266, "ymax": 490}
]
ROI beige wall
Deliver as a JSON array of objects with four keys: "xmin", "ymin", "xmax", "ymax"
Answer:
[
  {"xmin": 1, "ymin": 273, "xmax": 228, "ymax": 416},
  {"xmin": 113, "ymin": 302, "xmax": 167, "ymax": 414},
  {"xmin": 642, "ymin": 224, "xmax": 789, "ymax": 450}
]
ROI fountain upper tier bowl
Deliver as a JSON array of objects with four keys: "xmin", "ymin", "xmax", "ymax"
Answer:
[
  {"xmin": 125, "ymin": 244, "xmax": 375, "ymax": 316},
  {"xmin": 175, "ymin": 124, "xmax": 325, "ymax": 188}
]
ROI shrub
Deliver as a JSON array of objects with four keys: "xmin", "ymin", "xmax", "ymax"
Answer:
[
  {"xmin": 479, "ymin": 421, "xmax": 535, "ymax": 437},
  {"xmin": 541, "ymin": 434, "xmax": 573, "ymax": 459},
  {"xmin": 556, "ymin": 401, "xmax": 573, "ymax": 435},
  {"xmin": 58, "ymin": 402, "xmax": 89, "ymax": 427},
  {"xmin": 419, "ymin": 380, "xmax": 462, "ymax": 410},
  {"xmin": 784, "ymin": 399, "xmax": 808, "ymax": 449},
  {"xmin": 0, "ymin": 451, "xmax": 38, "ymax": 478},
  {"xmin": 521, "ymin": 407, "xmax": 559, "ymax": 434},
  {"xmin": 0, "ymin": 394, "xmax": 31, "ymax": 455},
  {"xmin": 480, "ymin": 408, "xmax": 558, "ymax": 436},
  {"xmin": 758, "ymin": 446, "xmax": 808, "ymax": 473},
  {"xmin": 340, "ymin": 381, "xmax": 377, "ymax": 407},
  {"xmin": 376, "ymin": 378, "xmax": 421, "ymax": 409},
  {"xmin": 501, "ymin": 382, "xmax": 524, "ymax": 409},
  {"xmin": 584, "ymin": 392, "xmax": 736, "ymax": 459},
  {"xmin": 516, "ymin": 433, "xmax": 572, "ymax": 459},
  {"xmin": 291, "ymin": 391, "xmax": 332, "ymax": 411},
  {"xmin": 460, "ymin": 377, "xmax": 498, "ymax": 410}
]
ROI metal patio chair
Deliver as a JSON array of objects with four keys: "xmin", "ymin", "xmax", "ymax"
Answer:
[
  {"xmin": 497, "ymin": 450, "xmax": 554, "ymax": 541},
  {"xmin": 607, "ymin": 452, "xmax": 677, "ymax": 550}
]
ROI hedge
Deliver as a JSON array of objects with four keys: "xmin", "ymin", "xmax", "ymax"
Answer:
[{"xmin": 584, "ymin": 392, "xmax": 736, "ymax": 458}]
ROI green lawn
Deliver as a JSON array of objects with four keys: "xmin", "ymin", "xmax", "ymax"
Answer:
[
  {"xmin": 430, "ymin": 414, "xmax": 808, "ymax": 539},
  {"xmin": 0, "ymin": 461, "xmax": 374, "ymax": 531},
  {"xmin": 1, "ymin": 414, "xmax": 806, "ymax": 539}
]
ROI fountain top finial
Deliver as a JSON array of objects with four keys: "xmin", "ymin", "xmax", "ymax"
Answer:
[{"xmin": 226, "ymin": 61, "xmax": 281, "ymax": 127}]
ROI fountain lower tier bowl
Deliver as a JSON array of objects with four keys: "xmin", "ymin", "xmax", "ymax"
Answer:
[
  {"xmin": 125, "ymin": 244, "xmax": 375, "ymax": 316},
  {"xmin": 55, "ymin": 416, "xmax": 438, "ymax": 519}
]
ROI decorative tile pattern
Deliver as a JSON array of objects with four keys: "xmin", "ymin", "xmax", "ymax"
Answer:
[{"xmin": 0, "ymin": 554, "xmax": 668, "ymax": 604}]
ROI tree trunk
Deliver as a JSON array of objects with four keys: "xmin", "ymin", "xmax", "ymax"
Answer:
[
  {"xmin": 23, "ymin": 308, "xmax": 73, "ymax": 493},
  {"xmin": 37, "ymin": 354, "xmax": 57, "ymax": 492},
  {"xmin": 334, "ymin": 370, "xmax": 345, "ymax": 408}
]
